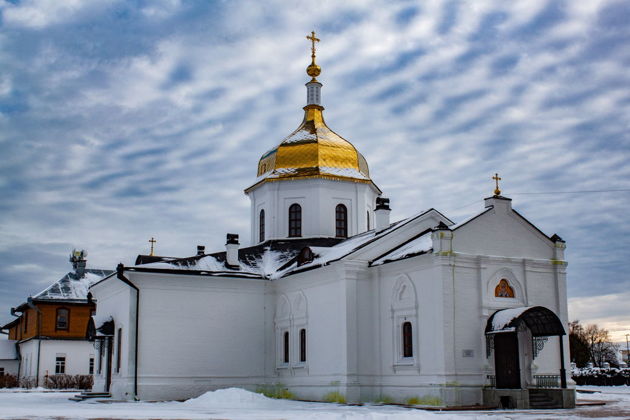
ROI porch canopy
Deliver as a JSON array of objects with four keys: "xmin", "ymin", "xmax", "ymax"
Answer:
[{"xmin": 485, "ymin": 306, "xmax": 565, "ymax": 337}]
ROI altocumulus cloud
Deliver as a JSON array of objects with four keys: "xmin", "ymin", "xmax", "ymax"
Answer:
[{"xmin": 0, "ymin": 0, "xmax": 629, "ymax": 338}]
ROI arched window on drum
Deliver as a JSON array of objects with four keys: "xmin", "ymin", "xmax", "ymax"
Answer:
[{"xmin": 335, "ymin": 204, "xmax": 348, "ymax": 238}]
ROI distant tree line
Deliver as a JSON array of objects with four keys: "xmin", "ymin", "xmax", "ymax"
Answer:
[{"xmin": 569, "ymin": 320, "xmax": 619, "ymax": 368}]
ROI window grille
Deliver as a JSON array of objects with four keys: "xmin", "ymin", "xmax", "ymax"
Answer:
[
  {"xmin": 259, "ymin": 209, "xmax": 265, "ymax": 242},
  {"xmin": 402, "ymin": 322, "xmax": 413, "ymax": 358},
  {"xmin": 289, "ymin": 204, "xmax": 302, "ymax": 237},
  {"xmin": 299, "ymin": 329, "xmax": 306, "ymax": 362},
  {"xmin": 283, "ymin": 331, "xmax": 290, "ymax": 363},
  {"xmin": 336, "ymin": 204, "xmax": 348, "ymax": 238}
]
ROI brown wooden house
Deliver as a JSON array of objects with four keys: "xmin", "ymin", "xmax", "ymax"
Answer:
[{"xmin": 0, "ymin": 250, "xmax": 112, "ymax": 386}]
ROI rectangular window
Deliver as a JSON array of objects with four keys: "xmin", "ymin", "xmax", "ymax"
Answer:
[
  {"xmin": 299, "ymin": 328, "xmax": 306, "ymax": 362},
  {"xmin": 0, "ymin": 367, "xmax": 4, "ymax": 376},
  {"xmin": 55, "ymin": 356, "xmax": 66, "ymax": 374},
  {"xmin": 116, "ymin": 328, "xmax": 122, "ymax": 373},
  {"xmin": 283, "ymin": 331, "xmax": 289, "ymax": 364},
  {"xmin": 89, "ymin": 357, "xmax": 94, "ymax": 375}
]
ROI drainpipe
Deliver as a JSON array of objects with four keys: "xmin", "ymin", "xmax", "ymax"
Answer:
[
  {"xmin": 116, "ymin": 263, "xmax": 139, "ymax": 400},
  {"xmin": 26, "ymin": 298, "xmax": 42, "ymax": 388}
]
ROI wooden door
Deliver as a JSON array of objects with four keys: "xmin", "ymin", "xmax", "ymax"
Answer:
[{"xmin": 494, "ymin": 333, "xmax": 521, "ymax": 389}]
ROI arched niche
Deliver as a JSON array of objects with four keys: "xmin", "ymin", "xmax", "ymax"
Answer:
[
  {"xmin": 391, "ymin": 274, "xmax": 417, "ymax": 311},
  {"xmin": 275, "ymin": 294, "xmax": 291, "ymax": 322},
  {"xmin": 292, "ymin": 292, "xmax": 308, "ymax": 320}
]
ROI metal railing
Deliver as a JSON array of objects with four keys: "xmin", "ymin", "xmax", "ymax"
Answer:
[
  {"xmin": 486, "ymin": 374, "xmax": 496, "ymax": 387},
  {"xmin": 534, "ymin": 375, "xmax": 560, "ymax": 388}
]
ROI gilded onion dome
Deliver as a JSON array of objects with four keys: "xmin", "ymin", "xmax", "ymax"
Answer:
[{"xmin": 246, "ymin": 32, "xmax": 376, "ymax": 192}]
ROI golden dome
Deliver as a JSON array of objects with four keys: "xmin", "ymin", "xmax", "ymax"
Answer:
[
  {"xmin": 247, "ymin": 105, "xmax": 373, "ymax": 191},
  {"xmin": 245, "ymin": 32, "xmax": 379, "ymax": 193}
]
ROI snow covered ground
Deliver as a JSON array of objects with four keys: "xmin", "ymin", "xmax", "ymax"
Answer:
[{"xmin": 0, "ymin": 386, "xmax": 628, "ymax": 419}]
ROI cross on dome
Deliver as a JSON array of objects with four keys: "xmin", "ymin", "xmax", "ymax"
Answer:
[{"xmin": 306, "ymin": 31, "xmax": 321, "ymax": 79}]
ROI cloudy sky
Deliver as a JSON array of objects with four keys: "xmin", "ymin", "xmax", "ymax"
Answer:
[{"xmin": 0, "ymin": 0, "xmax": 628, "ymax": 341}]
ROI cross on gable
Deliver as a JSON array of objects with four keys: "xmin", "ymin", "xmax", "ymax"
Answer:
[
  {"xmin": 492, "ymin": 173, "xmax": 502, "ymax": 196},
  {"xmin": 149, "ymin": 237, "xmax": 156, "ymax": 256}
]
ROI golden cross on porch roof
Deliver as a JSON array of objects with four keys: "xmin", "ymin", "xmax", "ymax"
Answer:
[
  {"xmin": 306, "ymin": 31, "xmax": 320, "ymax": 62},
  {"xmin": 492, "ymin": 173, "xmax": 502, "ymax": 196},
  {"xmin": 148, "ymin": 237, "xmax": 156, "ymax": 256}
]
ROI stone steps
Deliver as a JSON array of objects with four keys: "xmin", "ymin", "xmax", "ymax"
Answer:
[
  {"xmin": 69, "ymin": 392, "xmax": 111, "ymax": 401},
  {"xmin": 529, "ymin": 390, "xmax": 557, "ymax": 409}
]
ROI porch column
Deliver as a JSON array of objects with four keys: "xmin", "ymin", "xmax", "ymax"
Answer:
[{"xmin": 559, "ymin": 335, "xmax": 567, "ymax": 388}]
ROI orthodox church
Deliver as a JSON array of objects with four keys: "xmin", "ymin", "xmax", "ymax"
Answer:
[{"xmin": 90, "ymin": 34, "xmax": 574, "ymax": 409}]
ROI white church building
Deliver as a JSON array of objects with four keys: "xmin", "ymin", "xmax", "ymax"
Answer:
[{"xmin": 90, "ymin": 35, "xmax": 575, "ymax": 409}]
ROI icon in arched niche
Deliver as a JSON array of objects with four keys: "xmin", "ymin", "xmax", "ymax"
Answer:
[{"xmin": 495, "ymin": 279, "xmax": 515, "ymax": 298}]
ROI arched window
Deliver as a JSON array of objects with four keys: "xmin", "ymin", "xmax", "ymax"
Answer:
[
  {"xmin": 259, "ymin": 209, "xmax": 265, "ymax": 243},
  {"xmin": 495, "ymin": 279, "xmax": 515, "ymax": 298},
  {"xmin": 402, "ymin": 322, "xmax": 413, "ymax": 358},
  {"xmin": 56, "ymin": 308, "xmax": 69, "ymax": 330},
  {"xmin": 299, "ymin": 328, "xmax": 307, "ymax": 362},
  {"xmin": 283, "ymin": 331, "xmax": 290, "ymax": 363},
  {"xmin": 336, "ymin": 204, "xmax": 348, "ymax": 238},
  {"xmin": 289, "ymin": 204, "xmax": 301, "ymax": 237}
]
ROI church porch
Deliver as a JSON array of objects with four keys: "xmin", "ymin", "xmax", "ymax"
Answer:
[{"xmin": 482, "ymin": 306, "xmax": 575, "ymax": 409}]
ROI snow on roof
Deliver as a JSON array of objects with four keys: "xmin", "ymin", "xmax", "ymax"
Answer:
[
  {"xmin": 276, "ymin": 215, "xmax": 424, "ymax": 276},
  {"xmin": 371, "ymin": 231, "xmax": 433, "ymax": 265},
  {"xmin": 489, "ymin": 306, "xmax": 534, "ymax": 332},
  {"xmin": 0, "ymin": 340, "xmax": 17, "ymax": 360},
  {"xmin": 34, "ymin": 269, "xmax": 113, "ymax": 301},
  {"xmin": 141, "ymin": 249, "xmax": 295, "ymax": 279},
  {"xmin": 136, "ymin": 209, "xmax": 445, "ymax": 280}
]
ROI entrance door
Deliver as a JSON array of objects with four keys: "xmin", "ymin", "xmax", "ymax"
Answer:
[{"xmin": 494, "ymin": 332, "xmax": 520, "ymax": 389}]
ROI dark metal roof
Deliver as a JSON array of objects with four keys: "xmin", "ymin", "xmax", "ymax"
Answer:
[
  {"xmin": 135, "ymin": 237, "xmax": 344, "ymax": 270},
  {"xmin": 485, "ymin": 306, "xmax": 566, "ymax": 337}
]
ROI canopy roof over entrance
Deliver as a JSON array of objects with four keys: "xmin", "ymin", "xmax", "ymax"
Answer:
[{"xmin": 485, "ymin": 306, "xmax": 565, "ymax": 337}]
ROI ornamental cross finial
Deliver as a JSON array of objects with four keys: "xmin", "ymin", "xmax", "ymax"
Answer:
[
  {"xmin": 306, "ymin": 31, "xmax": 320, "ymax": 63},
  {"xmin": 492, "ymin": 173, "xmax": 502, "ymax": 196},
  {"xmin": 148, "ymin": 237, "xmax": 156, "ymax": 256}
]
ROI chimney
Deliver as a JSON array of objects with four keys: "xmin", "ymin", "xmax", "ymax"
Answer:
[
  {"xmin": 196, "ymin": 245, "xmax": 205, "ymax": 256},
  {"xmin": 225, "ymin": 234, "xmax": 240, "ymax": 268},
  {"xmin": 69, "ymin": 249, "xmax": 87, "ymax": 278},
  {"xmin": 374, "ymin": 197, "xmax": 391, "ymax": 231},
  {"xmin": 431, "ymin": 222, "xmax": 453, "ymax": 255}
]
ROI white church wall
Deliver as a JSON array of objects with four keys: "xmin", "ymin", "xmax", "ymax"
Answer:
[
  {"xmin": 247, "ymin": 178, "xmax": 378, "ymax": 244},
  {"xmin": 366, "ymin": 255, "xmax": 454, "ymax": 403},
  {"xmin": 453, "ymin": 199, "xmax": 555, "ymax": 261},
  {"xmin": 131, "ymin": 272, "xmax": 268, "ymax": 401},
  {"xmin": 90, "ymin": 274, "xmax": 135, "ymax": 398},
  {"xmin": 271, "ymin": 264, "xmax": 350, "ymax": 400}
]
